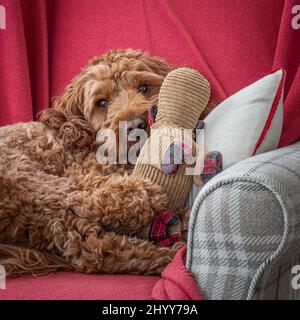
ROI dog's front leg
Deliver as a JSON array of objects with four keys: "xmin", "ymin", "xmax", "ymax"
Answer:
[
  {"xmin": 42, "ymin": 213, "xmax": 182, "ymax": 274},
  {"xmin": 64, "ymin": 231, "xmax": 183, "ymax": 274},
  {"xmin": 67, "ymin": 175, "xmax": 168, "ymax": 236}
]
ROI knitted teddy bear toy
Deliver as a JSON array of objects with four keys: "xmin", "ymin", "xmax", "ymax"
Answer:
[{"xmin": 133, "ymin": 68, "xmax": 211, "ymax": 245}]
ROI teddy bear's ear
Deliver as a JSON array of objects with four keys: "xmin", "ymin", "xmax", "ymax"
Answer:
[{"xmin": 160, "ymin": 140, "xmax": 194, "ymax": 175}]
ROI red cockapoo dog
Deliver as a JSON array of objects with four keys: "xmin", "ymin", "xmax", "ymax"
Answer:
[
  {"xmin": 0, "ymin": 49, "xmax": 186, "ymax": 276},
  {"xmin": 0, "ymin": 49, "xmax": 214, "ymax": 277}
]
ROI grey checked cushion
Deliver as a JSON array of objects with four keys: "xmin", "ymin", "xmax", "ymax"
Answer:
[{"xmin": 186, "ymin": 141, "xmax": 300, "ymax": 300}]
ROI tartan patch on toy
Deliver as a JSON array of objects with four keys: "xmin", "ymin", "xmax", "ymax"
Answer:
[
  {"xmin": 200, "ymin": 151, "xmax": 223, "ymax": 183},
  {"xmin": 161, "ymin": 141, "xmax": 193, "ymax": 175},
  {"xmin": 159, "ymin": 233, "xmax": 182, "ymax": 247},
  {"xmin": 150, "ymin": 208, "xmax": 182, "ymax": 246},
  {"xmin": 148, "ymin": 104, "xmax": 158, "ymax": 128}
]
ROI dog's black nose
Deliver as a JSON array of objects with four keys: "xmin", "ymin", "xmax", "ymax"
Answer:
[{"xmin": 127, "ymin": 118, "xmax": 147, "ymax": 134}]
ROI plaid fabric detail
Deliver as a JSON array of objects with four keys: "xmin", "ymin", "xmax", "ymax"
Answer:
[
  {"xmin": 161, "ymin": 140, "xmax": 193, "ymax": 175},
  {"xmin": 200, "ymin": 151, "xmax": 223, "ymax": 183},
  {"xmin": 150, "ymin": 208, "xmax": 182, "ymax": 246},
  {"xmin": 159, "ymin": 233, "xmax": 182, "ymax": 247},
  {"xmin": 148, "ymin": 104, "xmax": 158, "ymax": 128},
  {"xmin": 187, "ymin": 141, "xmax": 300, "ymax": 300},
  {"xmin": 161, "ymin": 142, "xmax": 178, "ymax": 174}
]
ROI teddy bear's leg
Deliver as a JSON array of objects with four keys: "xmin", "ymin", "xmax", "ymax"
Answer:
[
  {"xmin": 67, "ymin": 175, "xmax": 169, "ymax": 235},
  {"xmin": 67, "ymin": 231, "xmax": 184, "ymax": 274}
]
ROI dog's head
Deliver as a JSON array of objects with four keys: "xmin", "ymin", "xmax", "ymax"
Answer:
[{"xmin": 40, "ymin": 49, "xmax": 173, "ymax": 150}]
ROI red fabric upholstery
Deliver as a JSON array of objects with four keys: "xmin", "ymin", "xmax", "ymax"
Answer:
[
  {"xmin": 152, "ymin": 246, "xmax": 203, "ymax": 300},
  {"xmin": 0, "ymin": 273, "xmax": 159, "ymax": 300},
  {"xmin": 0, "ymin": 246, "xmax": 201, "ymax": 300},
  {"xmin": 1, "ymin": 0, "xmax": 300, "ymax": 300}
]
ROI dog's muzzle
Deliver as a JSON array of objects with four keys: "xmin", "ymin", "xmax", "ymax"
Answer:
[{"xmin": 127, "ymin": 118, "xmax": 147, "ymax": 135}]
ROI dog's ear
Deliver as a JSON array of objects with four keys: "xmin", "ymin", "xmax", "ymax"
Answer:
[{"xmin": 39, "ymin": 76, "xmax": 95, "ymax": 149}]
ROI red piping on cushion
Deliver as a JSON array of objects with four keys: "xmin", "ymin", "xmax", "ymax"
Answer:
[{"xmin": 252, "ymin": 68, "xmax": 285, "ymax": 155}]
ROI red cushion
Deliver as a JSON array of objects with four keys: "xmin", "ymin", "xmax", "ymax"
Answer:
[{"xmin": 0, "ymin": 273, "xmax": 159, "ymax": 300}]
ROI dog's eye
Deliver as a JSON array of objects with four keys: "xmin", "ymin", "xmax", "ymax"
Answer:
[
  {"xmin": 95, "ymin": 99, "xmax": 109, "ymax": 109},
  {"xmin": 138, "ymin": 84, "xmax": 148, "ymax": 93}
]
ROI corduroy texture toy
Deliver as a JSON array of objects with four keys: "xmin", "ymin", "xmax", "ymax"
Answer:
[{"xmin": 133, "ymin": 68, "xmax": 210, "ymax": 211}]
